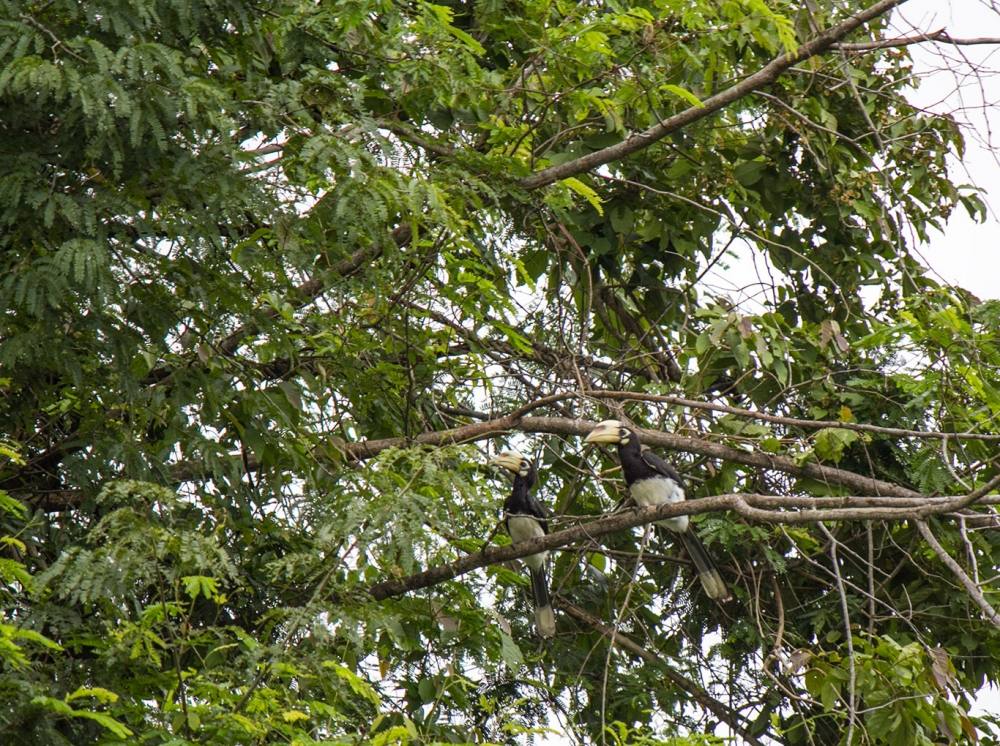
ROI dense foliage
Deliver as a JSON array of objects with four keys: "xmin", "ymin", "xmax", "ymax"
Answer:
[{"xmin": 1, "ymin": 0, "xmax": 999, "ymax": 743}]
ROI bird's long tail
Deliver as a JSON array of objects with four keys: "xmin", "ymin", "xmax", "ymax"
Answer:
[
  {"xmin": 529, "ymin": 566, "xmax": 556, "ymax": 638},
  {"xmin": 680, "ymin": 531, "xmax": 731, "ymax": 601}
]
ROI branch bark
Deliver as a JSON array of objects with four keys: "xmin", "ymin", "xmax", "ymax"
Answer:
[
  {"xmin": 167, "ymin": 413, "xmax": 929, "ymax": 497},
  {"xmin": 916, "ymin": 520, "xmax": 1000, "ymax": 628},
  {"xmin": 41, "ymin": 404, "xmax": 994, "ymax": 514},
  {"xmin": 365, "ymin": 490, "xmax": 994, "ymax": 601},
  {"xmin": 518, "ymin": 0, "xmax": 907, "ymax": 189},
  {"xmin": 835, "ymin": 29, "xmax": 1000, "ymax": 52}
]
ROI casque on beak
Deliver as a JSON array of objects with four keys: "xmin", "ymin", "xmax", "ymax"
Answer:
[
  {"xmin": 584, "ymin": 419, "xmax": 624, "ymax": 444},
  {"xmin": 490, "ymin": 449, "xmax": 527, "ymax": 474}
]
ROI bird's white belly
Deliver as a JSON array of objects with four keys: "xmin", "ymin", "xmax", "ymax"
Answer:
[
  {"xmin": 630, "ymin": 478, "xmax": 689, "ymax": 532},
  {"xmin": 507, "ymin": 514, "xmax": 547, "ymax": 570}
]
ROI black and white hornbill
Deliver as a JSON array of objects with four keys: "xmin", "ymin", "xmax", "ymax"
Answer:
[
  {"xmin": 489, "ymin": 449, "xmax": 556, "ymax": 638},
  {"xmin": 585, "ymin": 420, "xmax": 731, "ymax": 601}
]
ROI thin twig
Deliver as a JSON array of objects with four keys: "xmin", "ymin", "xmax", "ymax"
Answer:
[
  {"xmin": 916, "ymin": 520, "xmax": 1000, "ymax": 628},
  {"xmin": 600, "ymin": 526, "xmax": 650, "ymax": 744},
  {"xmin": 820, "ymin": 524, "xmax": 856, "ymax": 744}
]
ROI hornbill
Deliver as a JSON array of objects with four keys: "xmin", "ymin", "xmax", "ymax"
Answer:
[
  {"xmin": 489, "ymin": 449, "xmax": 556, "ymax": 638},
  {"xmin": 585, "ymin": 420, "xmax": 731, "ymax": 601}
]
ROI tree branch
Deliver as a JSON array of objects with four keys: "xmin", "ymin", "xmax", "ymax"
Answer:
[
  {"xmin": 916, "ymin": 520, "xmax": 1000, "ymax": 629},
  {"xmin": 518, "ymin": 0, "xmax": 907, "ymax": 189},
  {"xmin": 366, "ymin": 490, "xmax": 995, "ymax": 601},
  {"xmin": 167, "ymin": 412, "xmax": 927, "ymax": 497},
  {"xmin": 35, "ymin": 408, "xmax": 1000, "ymax": 514},
  {"xmin": 835, "ymin": 29, "xmax": 1000, "ymax": 52},
  {"xmin": 518, "ymin": 416, "xmax": 921, "ymax": 498}
]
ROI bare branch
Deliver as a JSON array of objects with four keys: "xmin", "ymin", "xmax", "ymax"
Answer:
[
  {"xmin": 835, "ymin": 29, "xmax": 1000, "ymax": 52},
  {"xmin": 166, "ymin": 413, "xmax": 950, "ymax": 499},
  {"xmin": 381, "ymin": 121, "xmax": 457, "ymax": 158},
  {"xmin": 916, "ymin": 520, "xmax": 1000, "ymax": 629},
  {"xmin": 38, "ymin": 412, "xmax": 1000, "ymax": 514},
  {"xmin": 519, "ymin": 416, "xmax": 921, "ymax": 498},
  {"xmin": 819, "ymin": 524, "xmax": 857, "ymax": 741}
]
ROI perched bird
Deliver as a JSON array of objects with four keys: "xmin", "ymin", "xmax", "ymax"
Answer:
[
  {"xmin": 489, "ymin": 449, "xmax": 556, "ymax": 638},
  {"xmin": 584, "ymin": 420, "xmax": 731, "ymax": 601}
]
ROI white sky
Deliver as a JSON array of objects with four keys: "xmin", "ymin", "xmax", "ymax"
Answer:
[{"xmin": 902, "ymin": 0, "xmax": 1000, "ymax": 299}]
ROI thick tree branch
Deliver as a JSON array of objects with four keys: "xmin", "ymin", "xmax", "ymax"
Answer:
[
  {"xmin": 167, "ymin": 412, "xmax": 931, "ymax": 496},
  {"xmin": 557, "ymin": 598, "xmax": 766, "ymax": 746},
  {"xmin": 37, "ymin": 407, "xmax": 1000, "ymax": 514},
  {"xmin": 520, "ymin": 416, "xmax": 921, "ymax": 498},
  {"xmin": 921, "ymin": 472, "xmax": 1000, "ymax": 515},
  {"xmin": 321, "ymin": 413, "xmax": 914, "ymax": 498},
  {"xmin": 518, "ymin": 0, "xmax": 906, "ymax": 189},
  {"xmin": 366, "ymin": 491, "xmax": 995, "ymax": 601}
]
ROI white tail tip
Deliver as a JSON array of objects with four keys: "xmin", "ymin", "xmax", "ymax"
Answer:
[{"xmin": 535, "ymin": 605, "xmax": 556, "ymax": 638}]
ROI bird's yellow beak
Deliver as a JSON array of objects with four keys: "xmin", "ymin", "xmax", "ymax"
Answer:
[
  {"xmin": 584, "ymin": 419, "xmax": 624, "ymax": 444},
  {"xmin": 489, "ymin": 450, "xmax": 526, "ymax": 474}
]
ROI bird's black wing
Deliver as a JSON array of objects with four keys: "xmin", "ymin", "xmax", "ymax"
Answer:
[
  {"xmin": 639, "ymin": 449, "xmax": 686, "ymax": 487},
  {"xmin": 523, "ymin": 493, "xmax": 549, "ymax": 533}
]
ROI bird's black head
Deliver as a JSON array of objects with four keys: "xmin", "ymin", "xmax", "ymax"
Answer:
[
  {"xmin": 489, "ymin": 449, "xmax": 537, "ymax": 487},
  {"xmin": 584, "ymin": 419, "xmax": 640, "ymax": 454}
]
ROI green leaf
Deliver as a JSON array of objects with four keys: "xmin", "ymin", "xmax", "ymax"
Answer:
[
  {"xmin": 31, "ymin": 696, "xmax": 133, "ymax": 739},
  {"xmin": 325, "ymin": 662, "xmax": 381, "ymax": 707},
  {"xmin": 813, "ymin": 428, "xmax": 861, "ymax": 463},
  {"xmin": 422, "ymin": 3, "xmax": 486, "ymax": 55},
  {"xmin": 181, "ymin": 575, "xmax": 221, "ymax": 602},
  {"xmin": 0, "ymin": 535, "xmax": 25, "ymax": 553},
  {"xmin": 661, "ymin": 83, "xmax": 705, "ymax": 108},
  {"xmin": 499, "ymin": 630, "xmax": 523, "ymax": 671},
  {"xmin": 66, "ymin": 687, "xmax": 119, "ymax": 705},
  {"xmin": 734, "ymin": 159, "xmax": 766, "ymax": 186},
  {"xmin": 9, "ymin": 626, "xmax": 62, "ymax": 652},
  {"xmin": 560, "ymin": 177, "xmax": 604, "ymax": 215},
  {"xmin": 71, "ymin": 709, "xmax": 134, "ymax": 739}
]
